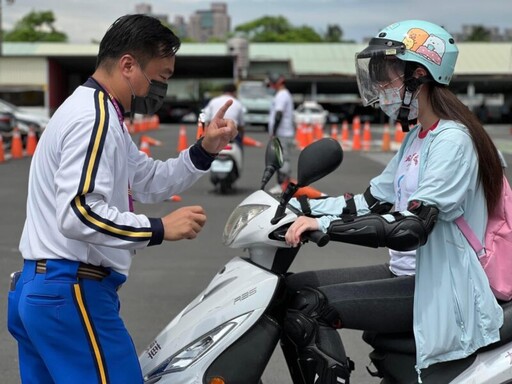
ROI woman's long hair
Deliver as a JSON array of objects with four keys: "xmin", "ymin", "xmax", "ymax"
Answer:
[
  {"xmin": 403, "ymin": 61, "xmax": 503, "ymax": 213},
  {"xmin": 429, "ymin": 85, "xmax": 503, "ymax": 213}
]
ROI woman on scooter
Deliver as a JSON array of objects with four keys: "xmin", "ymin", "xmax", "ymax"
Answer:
[{"xmin": 282, "ymin": 19, "xmax": 504, "ymax": 383}]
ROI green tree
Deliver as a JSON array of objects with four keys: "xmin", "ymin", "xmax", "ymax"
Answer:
[
  {"xmin": 464, "ymin": 25, "xmax": 491, "ymax": 42},
  {"xmin": 324, "ymin": 24, "xmax": 343, "ymax": 42},
  {"xmin": 234, "ymin": 16, "xmax": 323, "ymax": 42},
  {"xmin": 4, "ymin": 10, "xmax": 67, "ymax": 42}
]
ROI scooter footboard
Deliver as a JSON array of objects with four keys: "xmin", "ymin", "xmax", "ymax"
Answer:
[{"xmin": 204, "ymin": 314, "xmax": 281, "ymax": 384}]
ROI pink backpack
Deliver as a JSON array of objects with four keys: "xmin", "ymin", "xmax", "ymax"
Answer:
[{"xmin": 455, "ymin": 175, "xmax": 512, "ymax": 301}]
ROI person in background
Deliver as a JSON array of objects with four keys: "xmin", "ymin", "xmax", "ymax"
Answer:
[
  {"xmin": 204, "ymin": 83, "xmax": 245, "ymax": 149},
  {"xmin": 8, "ymin": 14, "xmax": 237, "ymax": 384},
  {"xmin": 267, "ymin": 73, "xmax": 295, "ymax": 193},
  {"xmin": 476, "ymin": 101, "xmax": 490, "ymax": 124},
  {"xmin": 281, "ymin": 20, "xmax": 504, "ymax": 383}
]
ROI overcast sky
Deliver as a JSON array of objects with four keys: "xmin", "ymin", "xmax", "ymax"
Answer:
[{"xmin": 3, "ymin": 0, "xmax": 511, "ymax": 44}]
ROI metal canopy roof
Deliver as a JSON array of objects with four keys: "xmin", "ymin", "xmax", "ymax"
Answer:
[
  {"xmin": 4, "ymin": 41, "xmax": 512, "ymax": 77},
  {"xmin": 3, "ymin": 42, "xmax": 512, "ymax": 95}
]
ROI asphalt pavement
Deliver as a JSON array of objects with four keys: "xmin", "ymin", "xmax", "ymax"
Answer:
[{"xmin": 0, "ymin": 123, "xmax": 511, "ymax": 383}]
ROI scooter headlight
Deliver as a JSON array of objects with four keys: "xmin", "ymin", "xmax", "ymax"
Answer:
[
  {"xmin": 222, "ymin": 204, "xmax": 270, "ymax": 246},
  {"xmin": 144, "ymin": 312, "xmax": 252, "ymax": 383}
]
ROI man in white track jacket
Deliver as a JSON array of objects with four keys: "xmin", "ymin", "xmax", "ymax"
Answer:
[{"xmin": 8, "ymin": 14, "xmax": 238, "ymax": 384}]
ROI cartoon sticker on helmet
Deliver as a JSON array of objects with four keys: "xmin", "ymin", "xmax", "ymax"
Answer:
[
  {"xmin": 403, "ymin": 28, "xmax": 429, "ymax": 51},
  {"xmin": 403, "ymin": 28, "xmax": 445, "ymax": 66}
]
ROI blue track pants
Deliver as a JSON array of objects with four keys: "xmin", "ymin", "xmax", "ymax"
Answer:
[{"xmin": 8, "ymin": 259, "xmax": 143, "ymax": 384}]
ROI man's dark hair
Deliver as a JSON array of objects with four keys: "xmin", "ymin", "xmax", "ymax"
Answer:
[
  {"xmin": 267, "ymin": 73, "xmax": 285, "ymax": 85},
  {"xmin": 96, "ymin": 14, "xmax": 181, "ymax": 70}
]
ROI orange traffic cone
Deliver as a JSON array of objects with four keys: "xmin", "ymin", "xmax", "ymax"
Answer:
[
  {"xmin": 26, "ymin": 126, "xmax": 38, "ymax": 156},
  {"xmin": 305, "ymin": 124, "xmax": 314, "ymax": 147},
  {"xmin": 314, "ymin": 123, "xmax": 323, "ymax": 141},
  {"xmin": 0, "ymin": 134, "xmax": 5, "ymax": 163},
  {"xmin": 139, "ymin": 139, "xmax": 151, "ymax": 157},
  {"xmin": 330, "ymin": 124, "xmax": 338, "ymax": 141},
  {"xmin": 139, "ymin": 135, "xmax": 162, "ymax": 157},
  {"xmin": 394, "ymin": 122, "xmax": 404, "ymax": 144},
  {"xmin": 142, "ymin": 117, "xmax": 150, "ymax": 132},
  {"xmin": 351, "ymin": 116, "xmax": 361, "ymax": 151},
  {"xmin": 11, "ymin": 127, "xmax": 23, "ymax": 159},
  {"xmin": 340, "ymin": 120, "xmax": 349, "ymax": 145},
  {"xmin": 362, "ymin": 120, "xmax": 372, "ymax": 151},
  {"xmin": 295, "ymin": 123, "xmax": 306, "ymax": 150},
  {"xmin": 169, "ymin": 195, "xmax": 182, "ymax": 202},
  {"xmin": 196, "ymin": 121, "xmax": 204, "ymax": 140},
  {"xmin": 140, "ymin": 135, "xmax": 162, "ymax": 147},
  {"xmin": 242, "ymin": 135, "xmax": 263, "ymax": 147},
  {"xmin": 381, "ymin": 123, "xmax": 391, "ymax": 152},
  {"xmin": 137, "ymin": 117, "xmax": 145, "ymax": 132},
  {"xmin": 177, "ymin": 125, "xmax": 188, "ymax": 152},
  {"xmin": 149, "ymin": 115, "xmax": 158, "ymax": 130},
  {"xmin": 294, "ymin": 123, "xmax": 301, "ymax": 149}
]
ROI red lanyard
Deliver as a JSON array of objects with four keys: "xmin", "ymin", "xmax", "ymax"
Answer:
[{"xmin": 108, "ymin": 94, "xmax": 125, "ymax": 128}]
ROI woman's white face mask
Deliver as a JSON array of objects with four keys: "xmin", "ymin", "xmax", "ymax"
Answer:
[{"xmin": 378, "ymin": 85, "xmax": 419, "ymax": 121}]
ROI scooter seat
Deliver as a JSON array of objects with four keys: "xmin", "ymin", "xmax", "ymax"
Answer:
[{"xmin": 363, "ymin": 299, "xmax": 512, "ymax": 355}]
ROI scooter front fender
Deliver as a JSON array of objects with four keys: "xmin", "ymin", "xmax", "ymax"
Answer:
[{"xmin": 139, "ymin": 257, "xmax": 279, "ymax": 383}]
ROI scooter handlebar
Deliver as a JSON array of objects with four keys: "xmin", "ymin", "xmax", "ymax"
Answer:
[{"xmin": 302, "ymin": 230, "xmax": 330, "ymax": 247}]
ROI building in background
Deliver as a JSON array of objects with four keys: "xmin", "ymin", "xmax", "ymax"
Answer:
[
  {"xmin": 172, "ymin": 15, "xmax": 188, "ymax": 39},
  {"xmin": 134, "ymin": 2, "xmax": 230, "ymax": 42},
  {"xmin": 187, "ymin": 2, "xmax": 230, "ymax": 42},
  {"xmin": 134, "ymin": 3, "xmax": 169, "ymax": 25}
]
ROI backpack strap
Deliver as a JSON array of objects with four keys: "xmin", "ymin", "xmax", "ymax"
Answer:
[{"xmin": 454, "ymin": 217, "xmax": 486, "ymax": 257}]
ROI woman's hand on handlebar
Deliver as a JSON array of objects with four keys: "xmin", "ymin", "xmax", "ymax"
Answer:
[{"xmin": 285, "ymin": 216, "xmax": 320, "ymax": 247}]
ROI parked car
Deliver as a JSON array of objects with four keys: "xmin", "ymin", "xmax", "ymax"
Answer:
[
  {"xmin": 238, "ymin": 81, "xmax": 273, "ymax": 128},
  {"xmin": 293, "ymin": 100, "xmax": 329, "ymax": 126},
  {"xmin": 0, "ymin": 111, "xmax": 16, "ymax": 148},
  {"xmin": 0, "ymin": 98, "xmax": 49, "ymax": 143}
]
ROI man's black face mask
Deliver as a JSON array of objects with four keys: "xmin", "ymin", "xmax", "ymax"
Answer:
[{"xmin": 130, "ymin": 80, "xmax": 167, "ymax": 116}]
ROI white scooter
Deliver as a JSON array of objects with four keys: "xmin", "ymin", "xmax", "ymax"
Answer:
[
  {"xmin": 139, "ymin": 138, "xmax": 512, "ymax": 384},
  {"xmin": 210, "ymin": 140, "xmax": 243, "ymax": 194},
  {"xmin": 198, "ymin": 111, "xmax": 243, "ymax": 194}
]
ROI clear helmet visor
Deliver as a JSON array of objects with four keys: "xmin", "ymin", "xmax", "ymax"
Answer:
[{"xmin": 355, "ymin": 41, "xmax": 406, "ymax": 107}]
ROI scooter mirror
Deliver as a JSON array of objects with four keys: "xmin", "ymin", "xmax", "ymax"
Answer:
[
  {"xmin": 270, "ymin": 138, "xmax": 343, "ymax": 225},
  {"xmin": 260, "ymin": 137, "xmax": 284, "ymax": 189},
  {"xmin": 266, "ymin": 137, "xmax": 284, "ymax": 169},
  {"xmin": 297, "ymin": 138, "xmax": 343, "ymax": 187}
]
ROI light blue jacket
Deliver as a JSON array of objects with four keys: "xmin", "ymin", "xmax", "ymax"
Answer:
[
  {"xmin": 297, "ymin": 119, "xmax": 503, "ymax": 378},
  {"xmin": 371, "ymin": 120, "xmax": 503, "ymax": 375}
]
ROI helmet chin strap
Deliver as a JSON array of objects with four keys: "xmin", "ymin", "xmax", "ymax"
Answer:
[
  {"xmin": 397, "ymin": 89, "xmax": 414, "ymax": 132},
  {"xmin": 397, "ymin": 77, "xmax": 427, "ymax": 132}
]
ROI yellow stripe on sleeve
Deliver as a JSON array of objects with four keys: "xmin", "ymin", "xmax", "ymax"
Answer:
[
  {"xmin": 83, "ymin": 92, "xmax": 107, "ymax": 193},
  {"xmin": 74, "ymin": 196, "xmax": 152, "ymax": 238}
]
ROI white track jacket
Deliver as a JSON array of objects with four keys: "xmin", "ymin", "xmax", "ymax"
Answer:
[{"xmin": 20, "ymin": 82, "xmax": 210, "ymax": 275}]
